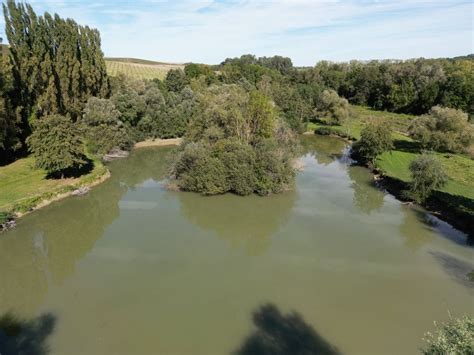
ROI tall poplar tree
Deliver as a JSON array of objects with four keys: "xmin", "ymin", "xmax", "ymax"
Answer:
[{"xmin": 2, "ymin": 0, "xmax": 110, "ymax": 148}]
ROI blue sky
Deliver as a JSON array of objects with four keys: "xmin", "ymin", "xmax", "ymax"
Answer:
[{"xmin": 1, "ymin": 0, "xmax": 472, "ymax": 65}]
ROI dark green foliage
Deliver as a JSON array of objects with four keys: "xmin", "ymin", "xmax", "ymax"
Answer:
[
  {"xmin": 184, "ymin": 63, "xmax": 215, "ymax": 82},
  {"xmin": 172, "ymin": 84, "xmax": 297, "ymax": 195},
  {"xmin": 26, "ymin": 114, "xmax": 87, "ymax": 176},
  {"xmin": 409, "ymin": 154, "xmax": 448, "ymax": 203},
  {"xmin": 0, "ymin": 64, "xmax": 20, "ymax": 164},
  {"xmin": 111, "ymin": 88, "xmax": 146, "ymax": 126},
  {"xmin": 82, "ymin": 97, "xmax": 133, "ymax": 156},
  {"xmin": 173, "ymin": 143, "xmax": 229, "ymax": 195},
  {"xmin": 2, "ymin": 0, "xmax": 109, "ymax": 160},
  {"xmin": 315, "ymin": 127, "xmax": 332, "ymax": 135},
  {"xmin": 352, "ymin": 121, "xmax": 393, "ymax": 164},
  {"xmin": 310, "ymin": 58, "xmax": 473, "ymax": 116},
  {"xmin": 165, "ymin": 69, "xmax": 189, "ymax": 92},
  {"xmin": 409, "ymin": 106, "xmax": 473, "ymax": 153}
]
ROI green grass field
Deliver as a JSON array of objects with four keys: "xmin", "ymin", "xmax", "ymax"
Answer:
[
  {"xmin": 0, "ymin": 157, "xmax": 107, "ymax": 214},
  {"xmin": 106, "ymin": 60, "xmax": 184, "ymax": 80}
]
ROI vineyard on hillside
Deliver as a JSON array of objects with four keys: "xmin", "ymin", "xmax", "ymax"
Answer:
[{"xmin": 105, "ymin": 59, "xmax": 184, "ymax": 80}]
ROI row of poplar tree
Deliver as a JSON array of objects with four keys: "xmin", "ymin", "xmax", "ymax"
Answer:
[{"xmin": 0, "ymin": 0, "xmax": 109, "ymax": 163}]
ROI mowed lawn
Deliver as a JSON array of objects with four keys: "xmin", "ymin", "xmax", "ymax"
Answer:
[
  {"xmin": 0, "ymin": 157, "xmax": 107, "ymax": 213},
  {"xmin": 377, "ymin": 150, "xmax": 474, "ymax": 199},
  {"xmin": 106, "ymin": 60, "xmax": 184, "ymax": 80}
]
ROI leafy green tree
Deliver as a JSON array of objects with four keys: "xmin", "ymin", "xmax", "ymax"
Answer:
[
  {"xmin": 111, "ymin": 88, "xmax": 146, "ymax": 127},
  {"xmin": 351, "ymin": 121, "xmax": 393, "ymax": 165},
  {"xmin": 421, "ymin": 315, "xmax": 473, "ymax": 355},
  {"xmin": 316, "ymin": 89, "xmax": 349, "ymax": 125},
  {"xmin": 3, "ymin": 0, "xmax": 109, "ymax": 123},
  {"xmin": 82, "ymin": 97, "xmax": 133, "ymax": 155},
  {"xmin": 408, "ymin": 153, "xmax": 447, "ymax": 203},
  {"xmin": 26, "ymin": 115, "xmax": 87, "ymax": 177},
  {"xmin": 165, "ymin": 69, "xmax": 189, "ymax": 92},
  {"xmin": 409, "ymin": 106, "xmax": 473, "ymax": 153}
]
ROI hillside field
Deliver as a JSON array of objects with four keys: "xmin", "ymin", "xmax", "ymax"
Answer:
[{"xmin": 105, "ymin": 58, "xmax": 184, "ymax": 80}]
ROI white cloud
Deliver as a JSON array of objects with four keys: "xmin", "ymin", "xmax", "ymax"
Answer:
[{"xmin": 1, "ymin": 0, "xmax": 472, "ymax": 65}]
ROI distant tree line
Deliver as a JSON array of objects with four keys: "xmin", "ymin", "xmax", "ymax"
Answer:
[{"xmin": 309, "ymin": 59, "xmax": 473, "ymax": 117}]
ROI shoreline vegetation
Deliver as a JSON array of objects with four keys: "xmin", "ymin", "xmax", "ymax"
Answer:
[
  {"xmin": 0, "ymin": 138, "xmax": 182, "ymax": 231},
  {"xmin": 309, "ymin": 106, "xmax": 473, "ymax": 241}
]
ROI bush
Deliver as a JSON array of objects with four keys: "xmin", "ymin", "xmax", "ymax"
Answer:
[
  {"xmin": 174, "ymin": 143, "xmax": 228, "ymax": 195},
  {"xmin": 316, "ymin": 89, "xmax": 349, "ymax": 125},
  {"xmin": 409, "ymin": 153, "xmax": 448, "ymax": 203},
  {"xmin": 315, "ymin": 127, "xmax": 333, "ymax": 135},
  {"xmin": 421, "ymin": 315, "xmax": 473, "ymax": 354},
  {"xmin": 351, "ymin": 121, "xmax": 393, "ymax": 165},
  {"xmin": 409, "ymin": 106, "xmax": 473, "ymax": 153},
  {"xmin": 26, "ymin": 115, "xmax": 87, "ymax": 177}
]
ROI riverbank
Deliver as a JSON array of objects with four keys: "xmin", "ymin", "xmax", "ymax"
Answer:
[
  {"xmin": 311, "ymin": 127, "xmax": 474, "ymax": 240},
  {"xmin": 0, "ymin": 138, "xmax": 183, "ymax": 231},
  {"xmin": 308, "ymin": 105, "xmax": 474, "ymax": 241},
  {"xmin": 374, "ymin": 174, "xmax": 473, "ymax": 242}
]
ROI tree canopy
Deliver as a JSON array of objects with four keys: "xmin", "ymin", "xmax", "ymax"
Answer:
[{"xmin": 171, "ymin": 84, "xmax": 297, "ymax": 195}]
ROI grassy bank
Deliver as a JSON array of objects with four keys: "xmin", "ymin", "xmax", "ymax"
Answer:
[
  {"xmin": 0, "ymin": 156, "xmax": 109, "ymax": 218},
  {"xmin": 0, "ymin": 138, "xmax": 183, "ymax": 224},
  {"xmin": 311, "ymin": 105, "xmax": 474, "ymax": 236}
]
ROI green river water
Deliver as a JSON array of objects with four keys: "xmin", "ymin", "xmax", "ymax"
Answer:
[{"xmin": 0, "ymin": 135, "xmax": 472, "ymax": 355}]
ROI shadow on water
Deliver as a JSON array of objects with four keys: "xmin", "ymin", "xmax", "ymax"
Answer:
[
  {"xmin": 411, "ymin": 208, "xmax": 471, "ymax": 247},
  {"xmin": 429, "ymin": 251, "xmax": 474, "ymax": 290},
  {"xmin": 0, "ymin": 312, "xmax": 56, "ymax": 355},
  {"xmin": 177, "ymin": 190, "xmax": 297, "ymax": 256},
  {"xmin": 234, "ymin": 303, "xmax": 341, "ymax": 355}
]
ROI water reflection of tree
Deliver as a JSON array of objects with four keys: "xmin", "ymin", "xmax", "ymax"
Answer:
[
  {"xmin": 0, "ymin": 312, "xmax": 56, "ymax": 355},
  {"xmin": 398, "ymin": 207, "xmax": 434, "ymax": 251},
  {"xmin": 234, "ymin": 303, "xmax": 340, "ymax": 355},
  {"xmin": 300, "ymin": 135, "xmax": 346, "ymax": 166},
  {"xmin": 0, "ymin": 173, "xmax": 126, "ymax": 314},
  {"xmin": 347, "ymin": 166, "xmax": 385, "ymax": 215},
  {"xmin": 115, "ymin": 146, "xmax": 175, "ymax": 188},
  {"xmin": 177, "ymin": 191, "xmax": 297, "ymax": 256}
]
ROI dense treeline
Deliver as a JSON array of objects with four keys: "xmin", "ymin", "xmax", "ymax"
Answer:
[{"xmin": 310, "ymin": 58, "xmax": 473, "ymax": 116}]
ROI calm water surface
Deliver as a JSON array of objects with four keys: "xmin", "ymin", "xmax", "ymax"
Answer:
[{"xmin": 0, "ymin": 135, "xmax": 472, "ymax": 355}]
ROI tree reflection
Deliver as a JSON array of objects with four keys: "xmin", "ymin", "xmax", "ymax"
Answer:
[
  {"xmin": 0, "ymin": 312, "xmax": 56, "ymax": 355},
  {"xmin": 348, "ymin": 166, "xmax": 385, "ymax": 214},
  {"xmin": 114, "ymin": 146, "xmax": 175, "ymax": 188},
  {"xmin": 234, "ymin": 303, "xmax": 340, "ymax": 355},
  {"xmin": 300, "ymin": 135, "xmax": 346, "ymax": 166},
  {"xmin": 177, "ymin": 191, "xmax": 297, "ymax": 256},
  {"xmin": 0, "ymin": 172, "xmax": 127, "ymax": 314}
]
